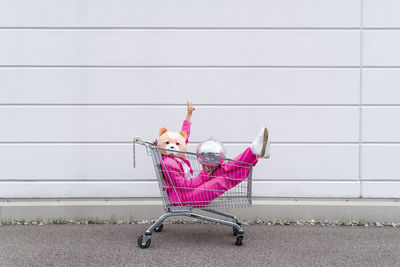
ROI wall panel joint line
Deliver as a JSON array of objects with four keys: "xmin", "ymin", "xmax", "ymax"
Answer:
[{"xmin": 358, "ymin": 0, "xmax": 364, "ymax": 198}]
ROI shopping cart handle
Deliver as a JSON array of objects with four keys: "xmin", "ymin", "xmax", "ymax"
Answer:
[{"xmin": 134, "ymin": 137, "xmax": 145, "ymax": 145}]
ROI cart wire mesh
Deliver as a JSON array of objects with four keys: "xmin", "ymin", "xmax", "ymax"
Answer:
[{"xmin": 142, "ymin": 142, "xmax": 253, "ymax": 210}]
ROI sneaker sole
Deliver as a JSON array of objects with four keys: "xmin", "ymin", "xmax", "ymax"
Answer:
[{"xmin": 260, "ymin": 127, "xmax": 269, "ymax": 158}]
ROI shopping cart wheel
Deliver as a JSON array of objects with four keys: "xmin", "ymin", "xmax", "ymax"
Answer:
[
  {"xmin": 154, "ymin": 224, "xmax": 163, "ymax": 232},
  {"xmin": 235, "ymin": 236, "xmax": 243, "ymax": 246},
  {"xmin": 137, "ymin": 235, "xmax": 151, "ymax": 249}
]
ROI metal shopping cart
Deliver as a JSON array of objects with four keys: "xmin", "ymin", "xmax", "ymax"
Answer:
[{"xmin": 133, "ymin": 137, "xmax": 253, "ymax": 248}]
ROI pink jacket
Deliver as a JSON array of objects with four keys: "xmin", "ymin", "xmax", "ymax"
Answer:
[{"xmin": 160, "ymin": 120, "xmax": 209, "ymax": 205}]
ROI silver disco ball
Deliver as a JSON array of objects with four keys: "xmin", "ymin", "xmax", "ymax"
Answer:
[{"xmin": 196, "ymin": 138, "xmax": 226, "ymax": 168}]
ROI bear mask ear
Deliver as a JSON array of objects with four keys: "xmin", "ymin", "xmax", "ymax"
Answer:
[
  {"xmin": 159, "ymin": 128, "xmax": 168, "ymax": 136},
  {"xmin": 180, "ymin": 131, "xmax": 188, "ymax": 139}
]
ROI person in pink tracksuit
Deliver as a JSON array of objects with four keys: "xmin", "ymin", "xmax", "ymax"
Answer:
[{"xmin": 159, "ymin": 101, "xmax": 270, "ymax": 207}]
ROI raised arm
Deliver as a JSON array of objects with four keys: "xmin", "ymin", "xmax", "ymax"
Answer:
[
  {"xmin": 182, "ymin": 101, "xmax": 195, "ymax": 144},
  {"xmin": 181, "ymin": 120, "xmax": 191, "ymax": 144}
]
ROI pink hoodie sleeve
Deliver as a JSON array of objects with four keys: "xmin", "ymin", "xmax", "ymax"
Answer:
[
  {"xmin": 161, "ymin": 157, "xmax": 208, "ymax": 189},
  {"xmin": 181, "ymin": 120, "xmax": 191, "ymax": 144}
]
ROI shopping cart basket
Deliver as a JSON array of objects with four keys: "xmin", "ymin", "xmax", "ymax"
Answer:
[{"xmin": 133, "ymin": 137, "xmax": 253, "ymax": 248}]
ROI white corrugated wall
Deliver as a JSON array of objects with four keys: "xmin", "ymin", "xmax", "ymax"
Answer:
[{"xmin": 0, "ymin": 0, "xmax": 399, "ymax": 199}]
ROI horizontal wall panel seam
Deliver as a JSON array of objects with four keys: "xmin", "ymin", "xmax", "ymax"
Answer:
[
  {"xmin": 0, "ymin": 104, "xmax": 363, "ymax": 107},
  {"xmin": 0, "ymin": 179, "xmax": 361, "ymax": 182},
  {"xmin": 364, "ymin": 28, "xmax": 400, "ymax": 30},
  {"xmin": 0, "ymin": 0, "xmax": 361, "ymax": 28},
  {"xmin": 0, "ymin": 66, "xmax": 363, "ymax": 68},
  {"xmin": 0, "ymin": 66, "xmax": 367, "ymax": 69},
  {"xmin": 0, "ymin": 30, "xmax": 360, "ymax": 66},
  {"xmin": 0, "ymin": 142, "xmax": 362, "ymax": 145},
  {"xmin": 0, "ymin": 105, "xmax": 362, "ymax": 108},
  {"xmin": 0, "ymin": 67, "xmax": 361, "ymax": 105},
  {"xmin": 361, "ymin": 106, "xmax": 400, "ymax": 109},
  {"xmin": 0, "ymin": 27, "xmax": 363, "ymax": 30},
  {"xmin": 0, "ymin": 182, "xmax": 361, "ymax": 198},
  {"xmin": 0, "ymin": 180, "xmax": 360, "ymax": 184},
  {"xmin": 0, "ymin": 104, "xmax": 363, "ymax": 144},
  {"xmin": 0, "ymin": 142, "xmax": 360, "ymax": 145},
  {"xmin": 1, "ymin": 142, "xmax": 398, "ymax": 145},
  {"xmin": 0, "ymin": 142, "xmax": 359, "ymax": 181},
  {"xmin": 2, "ymin": 104, "xmax": 400, "ymax": 107},
  {"xmin": 363, "ymin": 66, "xmax": 400, "ymax": 68},
  {"xmin": 0, "ymin": 28, "xmax": 363, "ymax": 31},
  {"xmin": 363, "ymin": 29, "xmax": 400, "ymax": 32}
]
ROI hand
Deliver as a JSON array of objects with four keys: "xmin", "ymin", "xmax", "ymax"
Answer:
[
  {"xmin": 187, "ymin": 100, "xmax": 195, "ymax": 114},
  {"xmin": 186, "ymin": 101, "xmax": 195, "ymax": 122}
]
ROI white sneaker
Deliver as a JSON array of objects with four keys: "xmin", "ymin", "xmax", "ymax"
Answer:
[{"xmin": 251, "ymin": 126, "xmax": 270, "ymax": 158}]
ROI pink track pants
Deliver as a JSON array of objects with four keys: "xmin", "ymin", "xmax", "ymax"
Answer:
[{"xmin": 163, "ymin": 147, "xmax": 258, "ymax": 207}]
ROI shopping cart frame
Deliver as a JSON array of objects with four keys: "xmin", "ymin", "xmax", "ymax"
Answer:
[{"xmin": 134, "ymin": 137, "xmax": 252, "ymax": 248}]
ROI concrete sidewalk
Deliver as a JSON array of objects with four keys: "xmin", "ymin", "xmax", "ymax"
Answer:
[{"xmin": 0, "ymin": 224, "xmax": 399, "ymax": 266}]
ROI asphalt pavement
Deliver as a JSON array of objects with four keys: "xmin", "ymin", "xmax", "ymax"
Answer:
[{"xmin": 0, "ymin": 224, "xmax": 399, "ymax": 266}]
